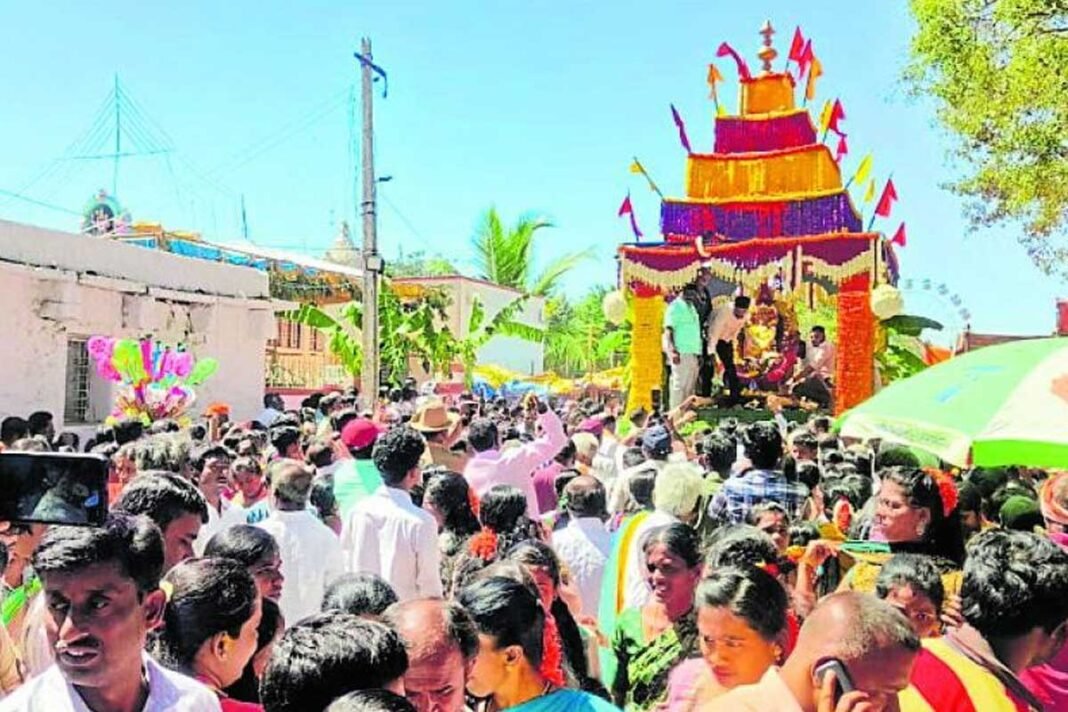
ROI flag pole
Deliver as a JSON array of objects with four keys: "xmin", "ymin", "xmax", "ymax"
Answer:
[
  {"xmin": 632, "ymin": 156, "xmax": 664, "ymax": 199},
  {"xmin": 866, "ymin": 171, "xmax": 893, "ymax": 231}
]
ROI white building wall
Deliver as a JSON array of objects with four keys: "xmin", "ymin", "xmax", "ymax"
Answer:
[{"xmin": 0, "ymin": 222, "xmax": 278, "ymax": 439}]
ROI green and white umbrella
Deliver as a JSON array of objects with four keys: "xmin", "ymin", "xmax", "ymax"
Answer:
[{"xmin": 839, "ymin": 337, "xmax": 1068, "ymax": 468}]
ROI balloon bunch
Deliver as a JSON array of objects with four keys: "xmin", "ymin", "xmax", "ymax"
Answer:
[{"xmin": 86, "ymin": 336, "xmax": 219, "ymax": 424}]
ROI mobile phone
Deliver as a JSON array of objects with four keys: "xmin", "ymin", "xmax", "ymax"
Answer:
[
  {"xmin": 814, "ymin": 658, "xmax": 855, "ymax": 702},
  {"xmin": 0, "ymin": 452, "xmax": 109, "ymax": 527}
]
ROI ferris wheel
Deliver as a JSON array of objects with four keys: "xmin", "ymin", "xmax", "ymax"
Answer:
[{"xmin": 895, "ymin": 276, "xmax": 972, "ymax": 347}]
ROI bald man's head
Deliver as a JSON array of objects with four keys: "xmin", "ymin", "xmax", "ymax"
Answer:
[
  {"xmin": 564, "ymin": 475, "xmax": 606, "ymax": 518},
  {"xmin": 781, "ymin": 592, "xmax": 919, "ymax": 712},
  {"xmin": 383, "ymin": 598, "xmax": 477, "ymax": 664},
  {"xmin": 383, "ymin": 599, "xmax": 478, "ymax": 712}
]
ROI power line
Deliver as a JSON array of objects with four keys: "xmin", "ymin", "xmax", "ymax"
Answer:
[{"xmin": 0, "ymin": 187, "xmax": 81, "ymax": 215}]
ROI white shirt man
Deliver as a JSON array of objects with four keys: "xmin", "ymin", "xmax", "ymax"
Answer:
[
  {"xmin": 342, "ymin": 485, "xmax": 442, "ymax": 601},
  {"xmin": 803, "ymin": 336, "xmax": 836, "ymax": 381},
  {"xmin": 256, "ymin": 461, "xmax": 344, "ymax": 624},
  {"xmin": 552, "ymin": 516, "xmax": 611, "ymax": 615},
  {"xmin": 0, "ymin": 653, "xmax": 221, "ymax": 712},
  {"xmin": 342, "ymin": 427, "xmax": 444, "ymax": 601},
  {"xmin": 706, "ymin": 301, "xmax": 747, "ymax": 348}
]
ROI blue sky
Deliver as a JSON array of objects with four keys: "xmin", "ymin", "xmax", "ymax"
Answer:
[{"xmin": 0, "ymin": 1, "xmax": 1061, "ymax": 337}]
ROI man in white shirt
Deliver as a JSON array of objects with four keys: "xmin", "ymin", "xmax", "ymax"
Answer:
[
  {"xmin": 188, "ymin": 444, "xmax": 246, "ymax": 555},
  {"xmin": 463, "ymin": 397, "xmax": 566, "ymax": 516},
  {"xmin": 707, "ymin": 295, "xmax": 750, "ymax": 407},
  {"xmin": 0, "ymin": 514, "xmax": 221, "ymax": 712},
  {"xmin": 257, "ymin": 460, "xmax": 344, "ymax": 624},
  {"xmin": 791, "ymin": 325, "xmax": 836, "ymax": 409},
  {"xmin": 342, "ymin": 426, "xmax": 443, "ymax": 601},
  {"xmin": 551, "ymin": 477, "xmax": 611, "ymax": 615},
  {"xmin": 255, "ymin": 393, "xmax": 285, "ymax": 429}
]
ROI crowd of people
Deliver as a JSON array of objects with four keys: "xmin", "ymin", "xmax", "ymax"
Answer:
[{"xmin": 0, "ymin": 379, "xmax": 1065, "ymax": 712}]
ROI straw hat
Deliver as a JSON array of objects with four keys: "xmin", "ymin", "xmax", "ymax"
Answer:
[{"xmin": 410, "ymin": 399, "xmax": 460, "ymax": 434}]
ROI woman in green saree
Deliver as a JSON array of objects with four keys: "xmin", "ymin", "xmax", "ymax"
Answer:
[{"xmin": 610, "ymin": 523, "xmax": 701, "ymax": 711}]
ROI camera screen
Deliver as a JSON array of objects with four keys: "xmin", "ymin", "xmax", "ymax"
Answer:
[{"xmin": 0, "ymin": 452, "xmax": 109, "ymax": 526}]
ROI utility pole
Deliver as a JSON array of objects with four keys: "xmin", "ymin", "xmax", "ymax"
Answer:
[{"xmin": 356, "ymin": 37, "xmax": 381, "ymax": 402}]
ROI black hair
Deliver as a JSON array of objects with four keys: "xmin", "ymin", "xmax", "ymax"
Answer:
[
  {"xmin": 621, "ymin": 447, "xmax": 646, "ymax": 470},
  {"xmin": 333, "ymin": 409, "xmax": 361, "ymax": 436},
  {"xmin": 467, "ymin": 417, "xmax": 499, "ymax": 453},
  {"xmin": 642, "ymin": 523, "xmax": 702, "ymax": 569},
  {"xmin": 746, "ymin": 502, "xmax": 790, "ymax": 528},
  {"xmin": 113, "ymin": 471, "xmax": 209, "ymax": 529},
  {"xmin": 309, "ymin": 474, "xmax": 339, "ymax": 523},
  {"xmin": 628, "ymin": 468, "xmax": 657, "ymax": 510},
  {"xmin": 795, "ymin": 460, "xmax": 821, "ymax": 491},
  {"xmin": 811, "ymin": 325, "xmax": 826, "ymax": 335},
  {"xmin": 791, "ymin": 431, "xmax": 818, "ymax": 455},
  {"xmin": 33, "ymin": 513, "xmax": 164, "ymax": 594},
  {"xmin": 502, "ymin": 541, "xmax": 590, "ymax": 681},
  {"xmin": 874, "ymin": 445, "xmax": 921, "ymax": 470},
  {"xmin": 424, "ymin": 472, "xmax": 481, "ymax": 539},
  {"xmin": 204, "ymin": 525, "xmax": 279, "ymax": 569},
  {"xmin": 148, "ymin": 419, "xmax": 181, "ymax": 435},
  {"xmin": 564, "ymin": 477, "xmax": 606, "ymax": 518},
  {"xmin": 742, "ymin": 421, "xmax": 783, "ymax": 469},
  {"xmin": 700, "ymin": 432, "xmax": 736, "ymax": 477},
  {"xmin": 190, "ymin": 443, "xmax": 235, "ymax": 473},
  {"xmin": 478, "ymin": 485, "xmax": 537, "ymax": 554},
  {"xmin": 260, "ymin": 613, "xmax": 409, "ymax": 712},
  {"xmin": 705, "ymin": 525, "xmax": 779, "ymax": 569},
  {"xmin": 151, "ymin": 557, "xmax": 258, "ymax": 672},
  {"xmin": 987, "ymin": 480, "xmax": 1038, "ymax": 522},
  {"xmin": 321, "ymin": 573, "xmax": 399, "ymax": 617},
  {"xmin": 326, "ymin": 690, "xmax": 417, "ymax": 712},
  {"xmin": 372, "ymin": 426, "xmax": 426, "ymax": 486},
  {"xmin": 111, "ymin": 417, "xmax": 145, "ymax": 446},
  {"xmin": 957, "ymin": 481, "xmax": 982, "ymax": 515},
  {"xmin": 224, "ymin": 597, "xmax": 284, "ymax": 704},
  {"xmin": 319, "ymin": 393, "xmax": 341, "ymax": 416},
  {"xmin": 789, "ymin": 521, "xmax": 822, "ymax": 548},
  {"xmin": 554, "ymin": 439, "xmax": 577, "ymax": 465},
  {"xmin": 881, "ymin": 467, "xmax": 965, "ymax": 564},
  {"xmin": 874, "ymin": 553, "xmax": 945, "ymax": 611},
  {"xmin": 458, "ymin": 576, "xmax": 545, "ymax": 668},
  {"xmin": 269, "ymin": 427, "xmax": 302, "ymax": 456},
  {"xmin": 0, "ymin": 417, "xmax": 29, "ymax": 445},
  {"xmin": 961, "ymin": 529, "xmax": 1068, "ymax": 637},
  {"xmin": 305, "ymin": 440, "xmax": 335, "ymax": 469},
  {"xmin": 26, "ymin": 411, "xmax": 53, "ymax": 436},
  {"xmin": 696, "ymin": 565, "xmax": 787, "ymax": 642}
]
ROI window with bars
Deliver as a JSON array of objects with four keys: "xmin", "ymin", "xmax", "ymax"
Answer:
[{"xmin": 64, "ymin": 338, "xmax": 91, "ymax": 423}]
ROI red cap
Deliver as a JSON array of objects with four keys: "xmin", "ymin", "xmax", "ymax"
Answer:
[{"xmin": 341, "ymin": 418, "xmax": 384, "ymax": 450}]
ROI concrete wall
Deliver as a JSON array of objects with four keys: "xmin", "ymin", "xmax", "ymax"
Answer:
[{"xmin": 0, "ymin": 222, "xmax": 279, "ymax": 438}]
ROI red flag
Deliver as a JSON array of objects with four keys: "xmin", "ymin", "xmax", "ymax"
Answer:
[
  {"xmin": 797, "ymin": 40, "xmax": 814, "ymax": 79},
  {"xmin": 788, "ymin": 27, "xmax": 806, "ymax": 63},
  {"xmin": 828, "ymin": 99, "xmax": 846, "ymax": 134},
  {"xmin": 716, "ymin": 42, "xmax": 752, "ymax": 80},
  {"xmin": 835, "ymin": 134, "xmax": 849, "ymax": 162},
  {"xmin": 618, "ymin": 194, "xmax": 642, "ymax": 239},
  {"xmin": 891, "ymin": 222, "xmax": 907, "ymax": 247},
  {"xmin": 670, "ymin": 104, "xmax": 692, "ymax": 154},
  {"xmin": 875, "ymin": 179, "xmax": 898, "ymax": 217}
]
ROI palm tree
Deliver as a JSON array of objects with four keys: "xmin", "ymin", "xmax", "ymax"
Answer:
[{"xmin": 471, "ymin": 207, "xmax": 593, "ymax": 296}]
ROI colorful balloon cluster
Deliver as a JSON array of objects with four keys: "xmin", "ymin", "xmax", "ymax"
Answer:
[{"xmin": 86, "ymin": 336, "xmax": 219, "ymax": 424}]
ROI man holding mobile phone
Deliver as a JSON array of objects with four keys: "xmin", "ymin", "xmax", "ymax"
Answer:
[{"xmin": 707, "ymin": 592, "xmax": 919, "ymax": 712}]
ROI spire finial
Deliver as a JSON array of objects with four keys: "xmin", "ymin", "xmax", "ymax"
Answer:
[{"xmin": 758, "ymin": 20, "xmax": 777, "ymax": 73}]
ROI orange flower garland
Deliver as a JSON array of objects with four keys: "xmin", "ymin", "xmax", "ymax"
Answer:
[{"xmin": 835, "ymin": 275, "xmax": 875, "ymax": 413}]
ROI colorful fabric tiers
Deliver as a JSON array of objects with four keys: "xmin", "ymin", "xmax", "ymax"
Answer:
[{"xmin": 661, "ymin": 191, "xmax": 861, "ymax": 241}]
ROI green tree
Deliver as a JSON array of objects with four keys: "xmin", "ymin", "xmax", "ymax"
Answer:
[
  {"xmin": 385, "ymin": 249, "xmax": 459, "ymax": 278},
  {"xmin": 471, "ymin": 207, "xmax": 592, "ymax": 296},
  {"xmin": 905, "ymin": 0, "xmax": 1068, "ymax": 278},
  {"xmin": 451, "ymin": 295, "xmax": 545, "ymax": 387},
  {"xmin": 542, "ymin": 286, "xmax": 631, "ymax": 377},
  {"xmin": 286, "ymin": 282, "xmax": 457, "ymax": 387}
]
